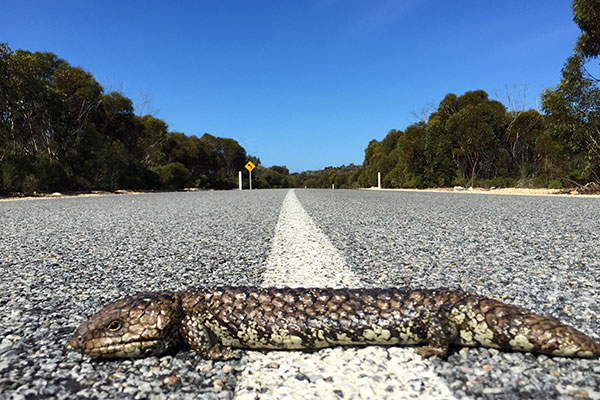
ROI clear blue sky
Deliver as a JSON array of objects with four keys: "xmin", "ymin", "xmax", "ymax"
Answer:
[{"xmin": 2, "ymin": 1, "xmax": 581, "ymax": 172}]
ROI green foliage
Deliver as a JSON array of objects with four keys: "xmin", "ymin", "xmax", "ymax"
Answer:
[
  {"xmin": 356, "ymin": 89, "xmax": 557, "ymax": 189},
  {"xmin": 95, "ymin": 141, "xmax": 134, "ymax": 190},
  {"xmin": 33, "ymin": 153, "xmax": 68, "ymax": 191},
  {"xmin": 1, "ymin": 158, "xmax": 24, "ymax": 193},
  {"xmin": 290, "ymin": 165, "xmax": 360, "ymax": 189},
  {"xmin": 138, "ymin": 115, "xmax": 168, "ymax": 166},
  {"xmin": 506, "ymin": 109, "xmax": 545, "ymax": 172},
  {"xmin": 153, "ymin": 162, "xmax": 192, "ymax": 189},
  {"xmin": 260, "ymin": 165, "xmax": 290, "ymax": 188},
  {"xmin": 397, "ymin": 122, "xmax": 427, "ymax": 187},
  {"xmin": 356, "ymin": 131, "xmax": 400, "ymax": 188},
  {"xmin": 534, "ymin": 130, "xmax": 564, "ymax": 179},
  {"xmin": 542, "ymin": 55, "xmax": 600, "ymax": 184},
  {"xmin": 0, "ymin": 42, "xmax": 264, "ymax": 194},
  {"xmin": 423, "ymin": 115, "xmax": 455, "ymax": 186},
  {"xmin": 536, "ymin": 1, "xmax": 600, "ymax": 185},
  {"xmin": 456, "ymin": 90, "xmax": 489, "ymax": 109},
  {"xmin": 22, "ymin": 174, "xmax": 40, "ymax": 194},
  {"xmin": 447, "ymin": 100, "xmax": 507, "ymax": 185},
  {"xmin": 548, "ymin": 179, "xmax": 563, "ymax": 189},
  {"xmin": 573, "ymin": 0, "xmax": 600, "ymax": 58}
]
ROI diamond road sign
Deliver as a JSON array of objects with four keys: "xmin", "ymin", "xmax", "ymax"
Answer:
[{"xmin": 245, "ymin": 161, "xmax": 255, "ymax": 172}]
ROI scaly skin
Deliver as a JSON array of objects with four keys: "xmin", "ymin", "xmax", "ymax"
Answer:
[{"xmin": 69, "ymin": 287, "xmax": 600, "ymax": 359}]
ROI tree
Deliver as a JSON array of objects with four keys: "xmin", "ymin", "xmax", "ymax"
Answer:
[
  {"xmin": 289, "ymin": 164, "xmax": 359, "ymax": 189},
  {"xmin": 424, "ymin": 112, "xmax": 456, "ymax": 186},
  {"xmin": 357, "ymin": 131, "xmax": 402, "ymax": 188},
  {"xmin": 253, "ymin": 165, "xmax": 290, "ymax": 189},
  {"xmin": 540, "ymin": 0, "xmax": 600, "ymax": 185},
  {"xmin": 138, "ymin": 115, "xmax": 168, "ymax": 167},
  {"xmin": 535, "ymin": 130, "xmax": 564, "ymax": 180},
  {"xmin": 51, "ymin": 61, "xmax": 103, "ymax": 163},
  {"xmin": 457, "ymin": 90, "xmax": 489, "ymax": 110},
  {"xmin": 1, "ymin": 49, "xmax": 63, "ymax": 161},
  {"xmin": 218, "ymin": 137, "xmax": 247, "ymax": 177},
  {"xmin": 423, "ymin": 93, "xmax": 466, "ymax": 186},
  {"xmin": 573, "ymin": 0, "xmax": 600, "ymax": 58},
  {"xmin": 94, "ymin": 140, "xmax": 132, "ymax": 190},
  {"xmin": 153, "ymin": 162, "xmax": 192, "ymax": 189},
  {"xmin": 505, "ymin": 109, "xmax": 545, "ymax": 175},
  {"xmin": 447, "ymin": 101, "xmax": 507, "ymax": 186},
  {"xmin": 542, "ymin": 54, "xmax": 600, "ymax": 183},
  {"xmin": 396, "ymin": 122, "xmax": 427, "ymax": 187},
  {"xmin": 357, "ymin": 139, "xmax": 382, "ymax": 187},
  {"xmin": 200, "ymin": 133, "xmax": 246, "ymax": 178},
  {"xmin": 0, "ymin": 43, "xmax": 11, "ymax": 163},
  {"xmin": 437, "ymin": 93, "xmax": 459, "ymax": 119},
  {"xmin": 97, "ymin": 92, "xmax": 142, "ymax": 155}
]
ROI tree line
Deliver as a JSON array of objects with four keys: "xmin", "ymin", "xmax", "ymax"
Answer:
[
  {"xmin": 0, "ymin": 42, "xmax": 375, "ymax": 193},
  {"xmin": 1, "ymin": 1, "xmax": 598, "ymax": 194},
  {"xmin": 357, "ymin": 91, "xmax": 553, "ymax": 189},
  {"xmin": 0, "ymin": 42, "xmax": 262, "ymax": 194},
  {"xmin": 329, "ymin": 0, "xmax": 600, "ymax": 190}
]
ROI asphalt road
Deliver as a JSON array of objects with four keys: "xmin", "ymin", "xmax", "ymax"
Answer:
[{"xmin": 0, "ymin": 189, "xmax": 598, "ymax": 399}]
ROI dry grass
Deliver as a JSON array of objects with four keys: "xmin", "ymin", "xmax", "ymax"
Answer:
[
  {"xmin": 0, "ymin": 190, "xmax": 145, "ymax": 202},
  {"xmin": 362, "ymin": 186, "xmax": 600, "ymax": 198}
]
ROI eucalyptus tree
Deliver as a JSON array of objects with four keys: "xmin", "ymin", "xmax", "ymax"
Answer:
[{"xmin": 541, "ymin": 0, "xmax": 600, "ymax": 184}]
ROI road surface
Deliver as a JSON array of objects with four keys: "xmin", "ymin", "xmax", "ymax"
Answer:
[{"xmin": 1, "ymin": 189, "xmax": 598, "ymax": 399}]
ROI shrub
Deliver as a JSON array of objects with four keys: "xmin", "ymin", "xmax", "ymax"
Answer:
[
  {"xmin": 548, "ymin": 179, "xmax": 563, "ymax": 189},
  {"xmin": 1, "ymin": 157, "xmax": 30, "ymax": 193},
  {"xmin": 34, "ymin": 153, "xmax": 69, "ymax": 191},
  {"xmin": 21, "ymin": 174, "xmax": 40, "ymax": 194},
  {"xmin": 152, "ymin": 162, "xmax": 192, "ymax": 189}
]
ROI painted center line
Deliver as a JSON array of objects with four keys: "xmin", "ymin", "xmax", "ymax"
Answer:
[
  {"xmin": 261, "ymin": 188, "xmax": 358, "ymax": 287},
  {"xmin": 234, "ymin": 189, "xmax": 456, "ymax": 400}
]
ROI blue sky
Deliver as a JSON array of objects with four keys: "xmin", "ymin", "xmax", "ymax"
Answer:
[{"xmin": 2, "ymin": 1, "xmax": 581, "ymax": 172}]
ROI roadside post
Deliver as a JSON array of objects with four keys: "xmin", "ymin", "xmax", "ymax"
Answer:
[
  {"xmin": 238, "ymin": 171, "xmax": 242, "ymax": 190},
  {"xmin": 378, "ymin": 172, "xmax": 381, "ymax": 189},
  {"xmin": 245, "ymin": 161, "xmax": 255, "ymax": 190}
]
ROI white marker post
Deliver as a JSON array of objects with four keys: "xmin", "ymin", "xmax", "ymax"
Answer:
[
  {"xmin": 238, "ymin": 171, "xmax": 242, "ymax": 190},
  {"xmin": 245, "ymin": 161, "xmax": 255, "ymax": 190},
  {"xmin": 378, "ymin": 172, "xmax": 381, "ymax": 189}
]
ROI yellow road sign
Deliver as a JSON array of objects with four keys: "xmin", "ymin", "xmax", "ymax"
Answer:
[{"xmin": 245, "ymin": 161, "xmax": 255, "ymax": 172}]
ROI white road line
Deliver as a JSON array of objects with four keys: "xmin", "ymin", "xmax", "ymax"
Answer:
[
  {"xmin": 234, "ymin": 189, "xmax": 457, "ymax": 400},
  {"xmin": 261, "ymin": 189, "xmax": 359, "ymax": 287}
]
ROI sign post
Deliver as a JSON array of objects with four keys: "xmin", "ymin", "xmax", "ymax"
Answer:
[{"xmin": 244, "ymin": 161, "xmax": 255, "ymax": 190}]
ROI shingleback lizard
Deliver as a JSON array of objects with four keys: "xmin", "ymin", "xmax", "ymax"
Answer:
[{"xmin": 69, "ymin": 287, "xmax": 600, "ymax": 359}]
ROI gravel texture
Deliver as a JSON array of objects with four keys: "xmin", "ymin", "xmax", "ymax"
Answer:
[
  {"xmin": 1, "ymin": 188, "xmax": 599, "ymax": 399},
  {"xmin": 0, "ymin": 190, "xmax": 285, "ymax": 399},
  {"xmin": 296, "ymin": 189, "xmax": 600, "ymax": 399}
]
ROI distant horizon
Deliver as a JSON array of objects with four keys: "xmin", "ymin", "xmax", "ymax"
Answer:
[{"xmin": 2, "ymin": 1, "xmax": 582, "ymax": 172}]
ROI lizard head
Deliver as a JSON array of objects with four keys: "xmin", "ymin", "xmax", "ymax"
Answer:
[{"xmin": 69, "ymin": 292, "xmax": 183, "ymax": 358}]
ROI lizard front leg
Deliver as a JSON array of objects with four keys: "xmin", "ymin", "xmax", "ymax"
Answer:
[{"xmin": 180, "ymin": 314, "xmax": 239, "ymax": 360}]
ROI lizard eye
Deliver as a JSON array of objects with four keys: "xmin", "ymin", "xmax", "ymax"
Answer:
[{"xmin": 107, "ymin": 321, "xmax": 123, "ymax": 332}]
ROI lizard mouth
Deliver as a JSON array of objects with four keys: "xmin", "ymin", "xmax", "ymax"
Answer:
[{"xmin": 82, "ymin": 339, "xmax": 162, "ymax": 358}]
